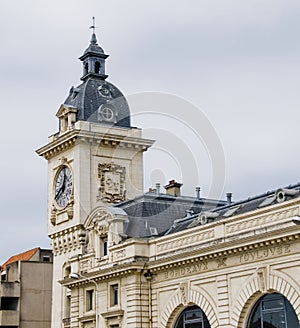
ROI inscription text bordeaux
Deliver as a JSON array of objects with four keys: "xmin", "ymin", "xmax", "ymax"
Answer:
[{"xmin": 163, "ymin": 261, "xmax": 208, "ymax": 280}]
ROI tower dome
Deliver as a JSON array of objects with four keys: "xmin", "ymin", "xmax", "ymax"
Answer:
[{"xmin": 63, "ymin": 31, "xmax": 131, "ymax": 128}]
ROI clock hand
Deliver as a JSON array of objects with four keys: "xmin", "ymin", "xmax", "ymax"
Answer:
[
  {"xmin": 55, "ymin": 185, "xmax": 63, "ymax": 199},
  {"xmin": 55, "ymin": 169, "xmax": 66, "ymax": 199}
]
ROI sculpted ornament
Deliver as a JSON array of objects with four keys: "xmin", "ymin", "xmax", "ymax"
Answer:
[
  {"xmin": 97, "ymin": 163, "xmax": 126, "ymax": 203},
  {"xmin": 257, "ymin": 267, "xmax": 268, "ymax": 292},
  {"xmin": 50, "ymin": 195, "xmax": 74, "ymax": 225},
  {"xmin": 179, "ymin": 282, "xmax": 189, "ymax": 306}
]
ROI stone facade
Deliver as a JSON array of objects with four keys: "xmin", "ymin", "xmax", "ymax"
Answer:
[
  {"xmin": 37, "ymin": 120, "xmax": 153, "ymax": 328},
  {"xmin": 59, "ymin": 196, "xmax": 300, "ymax": 328}
]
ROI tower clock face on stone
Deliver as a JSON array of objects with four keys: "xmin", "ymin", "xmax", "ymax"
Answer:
[{"xmin": 54, "ymin": 166, "xmax": 73, "ymax": 208}]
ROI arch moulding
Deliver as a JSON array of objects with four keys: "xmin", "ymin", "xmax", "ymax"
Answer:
[
  {"xmin": 160, "ymin": 284, "xmax": 219, "ymax": 328},
  {"xmin": 232, "ymin": 268, "xmax": 300, "ymax": 327}
]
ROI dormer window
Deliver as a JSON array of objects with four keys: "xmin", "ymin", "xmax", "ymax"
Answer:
[{"xmin": 95, "ymin": 61, "xmax": 101, "ymax": 74}]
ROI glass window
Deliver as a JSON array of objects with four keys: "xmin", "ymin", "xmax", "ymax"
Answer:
[
  {"xmin": 103, "ymin": 238, "xmax": 108, "ymax": 257},
  {"xmin": 174, "ymin": 306, "xmax": 211, "ymax": 328},
  {"xmin": 247, "ymin": 293, "xmax": 299, "ymax": 328},
  {"xmin": 95, "ymin": 61, "xmax": 101, "ymax": 74},
  {"xmin": 86, "ymin": 289, "xmax": 94, "ymax": 311},
  {"xmin": 0, "ymin": 297, "xmax": 19, "ymax": 310},
  {"xmin": 110, "ymin": 284, "xmax": 118, "ymax": 306}
]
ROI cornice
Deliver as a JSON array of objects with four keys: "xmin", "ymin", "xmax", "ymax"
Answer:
[
  {"xmin": 148, "ymin": 226, "xmax": 300, "ymax": 274},
  {"xmin": 60, "ymin": 229, "xmax": 300, "ymax": 287},
  {"xmin": 151, "ymin": 197, "xmax": 300, "ymax": 253},
  {"xmin": 61, "ymin": 261, "xmax": 146, "ymax": 287},
  {"xmin": 36, "ymin": 128, "xmax": 154, "ymax": 160}
]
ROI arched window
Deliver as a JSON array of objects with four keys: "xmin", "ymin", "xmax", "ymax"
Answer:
[
  {"xmin": 84, "ymin": 62, "xmax": 89, "ymax": 75},
  {"xmin": 247, "ymin": 293, "xmax": 299, "ymax": 328},
  {"xmin": 94, "ymin": 61, "xmax": 101, "ymax": 74},
  {"xmin": 174, "ymin": 305, "xmax": 211, "ymax": 328}
]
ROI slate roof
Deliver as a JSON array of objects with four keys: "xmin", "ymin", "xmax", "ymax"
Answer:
[
  {"xmin": 115, "ymin": 192, "xmax": 227, "ymax": 238},
  {"xmin": 1, "ymin": 247, "xmax": 40, "ymax": 270},
  {"xmin": 165, "ymin": 182, "xmax": 300, "ymax": 235},
  {"xmin": 63, "ymin": 32, "xmax": 131, "ymax": 128},
  {"xmin": 64, "ymin": 77, "xmax": 131, "ymax": 128}
]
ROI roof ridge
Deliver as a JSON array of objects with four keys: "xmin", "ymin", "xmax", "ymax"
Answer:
[{"xmin": 1, "ymin": 247, "xmax": 40, "ymax": 270}]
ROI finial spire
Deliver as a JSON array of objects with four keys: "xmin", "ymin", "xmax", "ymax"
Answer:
[{"xmin": 89, "ymin": 16, "xmax": 97, "ymax": 44}]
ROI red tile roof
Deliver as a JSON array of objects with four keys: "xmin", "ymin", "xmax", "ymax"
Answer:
[{"xmin": 1, "ymin": 247, "xmax": 40, "ymax": 270}]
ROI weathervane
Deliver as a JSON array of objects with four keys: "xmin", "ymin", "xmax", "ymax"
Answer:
[{"xmin": 89, "ymin": 16, "xmax": 96, "ymax": 34}]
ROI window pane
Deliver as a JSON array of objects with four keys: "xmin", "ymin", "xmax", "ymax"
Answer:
[
  {"xmin": 247, "ymin": 293, "xmax": 300, "ymax": 328},
  {"xmin": 262, "ymin": 299, "xmax": 284, "ymax": 310},
  {"xmin": 263, "ymin": 311, "xmax": 286, "ymax": 328},
  {"xmin": 174, "ymin": 306, "xmax": 210, "ymax": 328},
  {"xmin": 185, "ymin": 308, "xmax": 202, "ymax": 321},
  {"xmin": 185, "ymin": 323, "xmax": 202, "ymax": 328}
]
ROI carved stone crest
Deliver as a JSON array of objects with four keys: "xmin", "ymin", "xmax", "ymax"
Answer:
[{"xmin": 97, "ymin": 163, "xmax": 126, "ymax": 203}]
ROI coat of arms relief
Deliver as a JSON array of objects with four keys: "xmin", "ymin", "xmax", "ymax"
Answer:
[{"xmin": 97, "ymin": 163, "xmax": 126, "ymax": 203}]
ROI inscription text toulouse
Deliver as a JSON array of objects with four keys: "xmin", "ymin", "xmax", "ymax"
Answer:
[{"xmin": 240, "ymin": 245, "xmax": 291, "ymax": 263}]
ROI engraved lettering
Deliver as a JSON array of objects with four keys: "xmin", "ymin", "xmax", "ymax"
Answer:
[
  {"xmin": 202, "ymin": 260, "xmax": 208, "ymax": 270},
  {"xmin": 277, "ymin": 246, "xmax": 282, "ymax": 255},
  {"xmin": 269, "ymin": 247, "xmax": 276, "ymax": 256},
  {"xmin": 240, "ymin": 245, "xmax": 292, "ymax": 263},
  {"xmin": 161, "ymin": 261, "xmax": 209, "ymax": 280}
]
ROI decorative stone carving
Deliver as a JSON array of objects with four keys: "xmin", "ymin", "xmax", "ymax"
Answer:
[
  {"xmin": 257, "ymin": 267, "xmax": 267, "ymax": 292},
  {"xmin": 84, "ymin": 206, "xmax": 128, "ymax": 261},
  {"xmin": 216, "ymin": 257, "xmax": 227, "ymax": 268},
  {"xmin": 113, "ymin": 249, "xmax": 126, "ymax": 261},
  {"xmin": 225, "ymin": 205, "xmax": 299, "ymax": 235},
  {"xmin": 156, "ymin": 229, "xmax": 215, "ymax": 254},
  {"xmin": 179, "ymin": 282, "xmax": 189, "ymax": 306},
  {"xmin": 50, "ymin": 204, "xmax": 57, "ymax": 225},
  {"xmin": 50, "ymin": 196, "xmax": 74, "ymax": 225},
  {"xmin": 97, "ymin": 163, "xmax": 126, "ymax": 203},
  {"xmin": 51, "ymin": 225, "xmax": 85, "ymax": 255}
]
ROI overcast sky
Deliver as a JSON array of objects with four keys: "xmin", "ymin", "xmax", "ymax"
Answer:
[{"xmin": 1, "ymin": 0, "xmax": 300, "ymax": 264}]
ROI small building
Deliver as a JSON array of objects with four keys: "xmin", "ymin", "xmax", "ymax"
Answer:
[{"xmin": 0, "ymin": 247, "xmax": 53, "ymax": 328}]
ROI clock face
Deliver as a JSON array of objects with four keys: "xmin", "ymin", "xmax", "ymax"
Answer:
[
  {"xmin": 54, "ymin": 166, "xmax": 73, "ymax": 208},
  {"xmin": 101, "ymin": 107, "xmax": 114, "ymax": 121},
  {"xmin": 98, "ymin": 105, "xmax": 115, "ymax": 123},
  {"xmin": 98, "ymin": 84, "xmax": 111, "ymax": 97}
]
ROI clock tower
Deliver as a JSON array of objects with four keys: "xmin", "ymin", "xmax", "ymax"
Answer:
[{"xmin": 36, "ymin": 30, "xmax": 153, "ymax": 327}]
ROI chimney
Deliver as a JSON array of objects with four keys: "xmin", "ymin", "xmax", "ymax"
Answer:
[
  {"xmin": 195, "ymin": 187, "xmax": 201, "ymax": 200},
  {"xmin": 155, "ymin": 183, "xmax": 161, "ymax": 194},
  {"xmin": 164, "ymin": 179, "xmax": 183, "ymax": 197},
  {"xmin": 226, "ymin": 192, "xmax": 232, "ymax": 204}
]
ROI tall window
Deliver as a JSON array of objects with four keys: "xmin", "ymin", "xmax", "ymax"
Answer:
[
  {"xmin": 86, "ymin": 289, "xmax": 94, "ymax": 311},
  {"xmin": 110, "ymin": 284, "xmax": 119, "ymax": 306},
  {"xmin": 174, "ymin": 306, "xmax": 211, "ymax": 328},
  {"xmin": 247, "ymin": 293, "xmax": 299, "ymax": 328},
  {"xmin": 94, "ymin": 61, "xmax": 101, "ymax": 74},
  {"xmin": 84, "ymin": 62, "xmax": 89, "ymax": 75},
  {"xmin": 102, "ymin": 237, "xmax": 108, "ymax": 257}
]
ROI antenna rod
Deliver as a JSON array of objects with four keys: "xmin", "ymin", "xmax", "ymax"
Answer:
[{"xmin": 90, "ymin": 16, "xmax": 96, "ymax": 34}]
